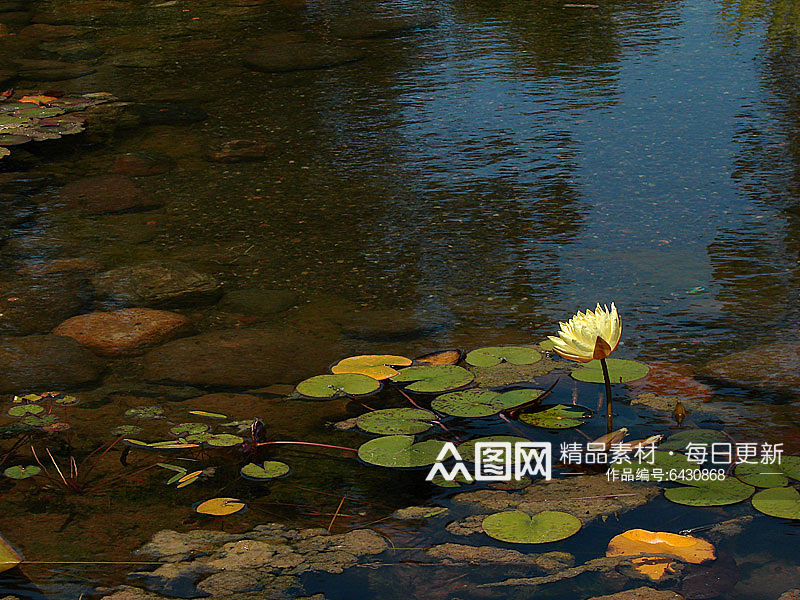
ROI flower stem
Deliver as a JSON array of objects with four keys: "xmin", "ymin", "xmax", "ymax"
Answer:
[{"xmin": 600, "ymin": 357, "xmax": 613, "ymax": 434}]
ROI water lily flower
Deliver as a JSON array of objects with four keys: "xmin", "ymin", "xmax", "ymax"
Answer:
[{"xmin": 548, "ymin": 303, "xmax": 621, "ymax": 363}]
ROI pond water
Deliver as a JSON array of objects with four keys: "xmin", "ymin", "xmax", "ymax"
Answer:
[{"xmin": 1, "ymin": 0, "xmax": 800, "ymax": 597}]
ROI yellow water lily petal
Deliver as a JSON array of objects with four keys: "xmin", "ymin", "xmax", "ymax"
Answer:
[
  {"xmin": 0, "ymin": 534, "xmax": 22, "ymax": 574},
  {"xmin": 331, "ymin": 354, "xmax": 412, "ymax": 380},
  {"xmin": 195, "ymin": 497, "xmax": 246, "ymax": 516},
  {"xmin": 549, "ymin": 303, "xmax": 622, "ymax": 363},
  {"xmin": 606, "ymin": 528, "xmax": 715, "ymax": 581}
]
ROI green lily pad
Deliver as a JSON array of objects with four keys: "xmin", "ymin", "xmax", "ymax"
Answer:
[
  {"xmin": 185, "ymin": 432, "xmax": 215, "ymax": 443},
  {"xmin": 170, "ymin": 423, "xmax": 210, "ymax": 436},
  {"xmin": 13, "ymin": 107, "xmax": 65, "ymax": 118},
  {"xmin": 358, "ymin": 435, "xmax": 446, "ymax": 468},
  {"xmin": 53, "ymin": 395, "xmax": 79, "ymax": 406},
  {"xmin": 8, "ymin": 404, "xmax": 44, "ymax": 417},
  {"xmin": 356, "ymin": 408, "xmax": 435, "ymax": 435},
  {"xmin": 752, "ymin": 486, "xmax": 800, "ymax": 519},
  {"xmin": 520, "ymin": 404, "xmax": 590, "ymax": 429},
  {"xmin": 241, "ymin": 460, "xmax": 290, "ymax": 480},
  {"xmin": 482, "ymin": 510, "xmax": 581, "ymax": 544},
  {"xmin": 390, "ymin": 365, "xmax": 474, "ymax": 393},
  {"xmin": 125, "ymin": 405, "xmax": 165, "ymax": 419},
  {"xmin": 4, "ymin": 465, "xmax": 41, "ymax": 480},
  {"xmin": 430, "ymin": 471, "xmax": 473, "ymax": 487},
  {"xmin": 122, "ymin": 438, "xmax": 151, "ymax": 448},
  {"xmin": 664, "ymin": 477, "xmax": 755, "ymax": 507},
  {"xmin": 205, "ymin": 434, "xmax": 244, "ymax": 448},
  {"xmin": 465, "ymin": 346, "xmax": 542, "ymax": 367},
  {"xmin": 295, "ymin": 373, "xmax": 381, "ymax": 399},
  {"xmin": 22, "ymin": 414, "xmax": 58, "ymax": 427},
  {"xmin": 431, "ymin": 389, "xmax": 543, "ymax": 417},
  {"xmin": 0, "ymin": 134, "xmax": 30, "ymax": 145},
  {"xmin": 735, "ymin": 456, "xmax": 800, "ymax": 488},
  {"xmin": 458, "ymin": 436, "xmax": 531, "ymax": 461},
  {"xmin": 111, "ymin": 425, "xmax": 143, "ymax": 436},
  {"xmin": 571, "ymin": 359, "xmax": 650, "ymax": 383},
  {"xmin": 538, "ymin": 339, "xmax": 556, "ymax": 351},
  {"xmin": 659, "ymin": 429, "xmax": 729, "ymax": 452}
]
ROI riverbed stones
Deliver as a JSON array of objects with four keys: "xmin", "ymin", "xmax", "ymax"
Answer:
[
  {"xmin": 93, "ymin": 261, "xmax": 222, "ymax": 309},
  {"xmin": 448, "ymin": 474, "xmax": 659, "ymax": 534},
  {"xmin": 113, "ymin": 152, "xmax": 173, "ymax": 177},
  {"xmin": 217, "ymin": 288, "xmax": 298, "ymax": 317},
  {"xmin": 243, "ymin": 41, "xmax": 365, "ymax": 73},
  {"xmin": 0, "ymin": 334, "xmax": 104, "ymax": 392},
  {"xmin": 205, "ymin": 139, "xmax": 275, "ymax": 163},
  {"xmin": 13, "ymin": 58, "xmax": 96, "ymax": 80},
  {"xmin": 585, "ymin": 588, "xmax": 685, "ymax": 600},
  {"xmin": 143, "ymin": 327, "xmax": 332, "ymax": 387},
  {"xmin": 57, "ymin": 174, "xmax": 161, "ymax": 215},
  {"xmin": 702, "ymin": 340, "xmax": 800, "ymax": 395},
  {"xmin": 0, "ymin": 275, "xmax": 92, "ymax": 335},
  {"xmin": 53, "ymin": 308, "xmax": 192, "ymax": 356},
  {"xmin": 426, "ymin": 543, "xmax": 573, "ymax": 570}
]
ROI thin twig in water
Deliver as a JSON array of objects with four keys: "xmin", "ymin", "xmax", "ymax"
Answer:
[{"xmin": 327, "ymin": 496, "xmax": 346, "ymax": 532}]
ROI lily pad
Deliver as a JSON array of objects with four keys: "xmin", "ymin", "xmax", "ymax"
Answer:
[
  {"xmin": 358, "ymin": 435, "xmax": 446, "ymax": 468},
  {"xmin": 169, "ymin": 423, "xmax": 209, "ymax": 436},
  {"xmin": 42, "ymin": 422, "xmax": 70, "ymax": 433},
  {"xmin": 8, "ymin": 404, "xmax": 44, "ymax": 417},
  {"xmin": 112, "ymin": 425, "xmax": 142, "ymax": 436},
  {"xmin": 571, "ymin": 359, "xmax": 650, "ymax": 383},
  {"xmin": 752, "ymin": 486, "xmax": 800, "ymax": 519},
  {"xmin": 53, "ymin": 395, "xmax": 79, "ymax": 406},
  {"xmin": 391, "ymin": 365, "xmax": 474, "ymax": 393},
  {"xmin": 0, "ymin": 134, "xmax": 31, "ymax": 145},
  {"xmin": 458, "ymin": 436, "xmax": 530, "ymax": 461},
  {"xmin": 22, "ymin": 414, "xmax": 58, "ymax": 427},
  {"xmin": 176, "ymin": 472, "xmax": 201, "ymax": 488},
  {"xmin": 185, "ymin": 432, "xmax": 215, "ymax": 443},
  {"xmin": 205, "ymin": 434, "xmax": 244, "ymax": 448},
  {"xmin": 195, "ymin": 497, "xmax": 246, "ymax": 516},
  {"xmin": 188, "ymin": 410, "xmax": 227, "ymax": 419},
  {"xmin": 465, "ymin": 346, "xmax": 542, "ymax": 367},
  {"xmin": 431, "ymin": 388, "xmax": 543, "ymax": 417},
  {"xmin": 4, "ymin": 465, "xmax": 41, "ymax": 479},
  {"xmin": 735, "ymin": 457, "xmax": 800, "ymax": 488},
  {"xmin": 356, "ymin": 408, "xmax": 435, "ymax": 435},
  {"xmin": 482, "ymin": 510, "xmax": 581, "ymax": 544},
  {"xmin": 430, "ymin": 471, "xmax": 473, "ymax": 487},
  {"xmin": 125, "ymin": 405, "xmax": 165, "ymax": 419},
  {"xmin": 149, "ymin": 441, "xmax": 201, "ymax": 450},
  {"xmin": 295, "ymin": 373, "xmax": 382, "ymax": 399},
  {"xmin": 414, "ymin": 349, "xmax": 464, "ymax": 366},
  {"xmin": 520, "ymin": 404, "xmax": 591, "ymax": 429},
  {"xmin": 331, "ymin": 354, "xmax": 412, "ymax": 380},
  {"xmin": 659, "ymin": 429, "xmax": 729, "ymax": 452},
  {"xmin": 664, "ymin": 477, "xmax": 755, "ymax": 507},
  {"xmin": 241, "ymin": 460, "xmax": 290, "ymax": 480}
]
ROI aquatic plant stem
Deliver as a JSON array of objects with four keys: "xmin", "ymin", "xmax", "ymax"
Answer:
[
  {"xmin": 255, "ymin": 441, "xmax": 358, "ymax": 453},
  {"xmin": 600, "ymin": 358, "xmax": 613, "ymax": 434}
]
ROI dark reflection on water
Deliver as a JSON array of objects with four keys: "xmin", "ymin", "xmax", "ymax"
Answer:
[{"xmin": 2, "ymin": 0, "xmax": 800, "ymax": 595}]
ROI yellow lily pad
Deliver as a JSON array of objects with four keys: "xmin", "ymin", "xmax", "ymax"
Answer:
[
  {"xmin": 0, "ymin": 534, "xmax": 22, "ymax": 573},
  {"xmin": 331, "ymin": 354, "xmax": 412, "ymax": 380},
  {"xmin": 195, "ymin": 497, "xmax": 246, "ymax": 516}
]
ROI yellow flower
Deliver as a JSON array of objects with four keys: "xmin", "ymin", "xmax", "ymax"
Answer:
[{"xmin": 548, "ymin": 303, "xmax": 621, "ymax": 363}]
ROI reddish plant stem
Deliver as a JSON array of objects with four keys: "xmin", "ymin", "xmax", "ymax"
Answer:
[{"xmin": 255, "ymin": 441, "xmax": 358, "ymax": 453}]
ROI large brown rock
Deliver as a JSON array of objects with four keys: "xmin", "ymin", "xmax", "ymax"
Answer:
[
  {"xmin": 702, "ymin": 341, "xmax": 800, "ymax": 395},
  {"xmin": 57, "ymin": 174, "xmax": 161, "ymax": 215},
  {"xmin": 53, "ymin": 308, "xmax": 192, "ymax": 356},
  {"xmin": 0, "ymin": 334, "xmax": 104, "ymax": 392},
  {"xmin": 143, "ymin": 328, "xmax": 333, "ymax": 387},
  {"xmin": 243, "ymin": 42, "xmax": 364, "ymax": 73},
  {"xmin": 0, "ymin": 275, "xmax": 92, "ymax": 335},
  {"xmin": 93, "ymin": 261, "xmax": 222, "ymax": 309}
]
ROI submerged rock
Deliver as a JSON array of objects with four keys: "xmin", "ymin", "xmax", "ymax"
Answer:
[
  {"xmin": 57, "ymin": 174, "xmax": 161, "ymax": 215},
  {"xmin": 13, "ymin": 58, "xmax": 96, "ymax": 80},
  {"xmin": 0, "ymin": 334, "xmax": 104, "ymax": 392},
  {"xmin": 449, "ymin": 474, "xmax": 659, "ymax": 533},
  {"xmin": 426, "ymin": 543, "xmax": 573, "ymax": 571},
  {"xmin": 702, "ymin": 341, "xmax": 800, "ymax": 395},
  {"xmin": 0, "ymin": 275, "xmax": 92, "ymax": 335},
  {"xmin": 205, "ymin": 139, "xmax": 276, "ymax": 163},
  {"xmin": 217, "ymin": 288, "xmax": 299, "ymax": 317},
  {"xmin": 53, "ymin": 308, "xmax": 192, "ymax": 356},
  {"xmin": 243, "ymin": 42, "xmax": 365, "ymax": 73},
  {"xmin": 585, "ymin": 588, "xmax": 685, "ymax": 600},
  {"xmin": 113, "ymin": 151, "xmax": 173, "ymax": 177},
  {"xmin": 143, "ymin": 327, "xmax": 334, "ymax": 387},
  {"xmin": 93, "ymin": 261, "xmax": 222, "ymax": 309}
]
